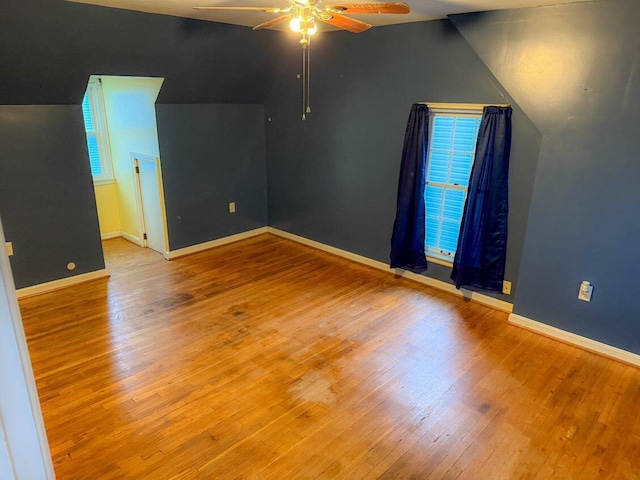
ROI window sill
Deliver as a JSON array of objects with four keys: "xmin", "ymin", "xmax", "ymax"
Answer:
[
  {"xmin": 93, "ymin": 178, "xmax": 116, "ymax": 186},
  {"xmin": 427, "ymin": 254, "xmax": 454, "ymax": 268}
]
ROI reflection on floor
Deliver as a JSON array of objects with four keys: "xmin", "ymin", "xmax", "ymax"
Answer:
[{"xmin": 19, "ymin": 234, "xmax": 640, "ymax": 479}]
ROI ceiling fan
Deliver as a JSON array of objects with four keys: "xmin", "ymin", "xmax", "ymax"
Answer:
[{"xmin": 194, "ymin": 1, "xmax": 411, "ymax": 120}]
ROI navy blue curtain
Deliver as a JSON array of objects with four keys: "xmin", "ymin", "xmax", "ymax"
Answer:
[
  {"xmin": 390, "ymin": 104, "xmax": 429, "ymax": 271},
  {"xmin": 451, "ymin": 106, "xmax": 512, "ymax": 290}
]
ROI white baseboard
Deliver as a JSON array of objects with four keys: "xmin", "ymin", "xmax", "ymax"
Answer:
[
  {"xmin": 266, "ymin": 227, "xmax": 513, "ymax": 313},
  {"xmin": 120, "ymin": 231, "xmax": 143, "ymax": 247},
  {"xmin": 165, "ymin": 227, "xmax": 269, "ymax": 260},
  {"xmin": 100, "ymin": 231, "xmax": 121, "ymax": 240},
  {"xmin": 509, "ymin": 313, "xmax": 640, "ymax": 368},
  {"xmin": 16, "ymin": 269, "xmax": 110, "ymax": 299}
]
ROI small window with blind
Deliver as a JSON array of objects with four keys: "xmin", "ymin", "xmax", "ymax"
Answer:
[
  {"xmin": 81, "ymin": 78, "xmax": 113, "ymax": 184},
  {"xmin": 425, "ymin": 108, "xmax": 482, "ymax": 264}
]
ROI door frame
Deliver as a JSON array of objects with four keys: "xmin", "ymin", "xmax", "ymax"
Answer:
[
  {"xmin": 130, "ymin": 153, "xmax": 170, "ymax": 256},
  {"xmin": 0, "ymin": 218, "xmax": 55, "ymax": 479}
]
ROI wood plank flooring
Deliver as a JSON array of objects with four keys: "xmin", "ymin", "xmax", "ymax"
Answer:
[{"xmin": 19, "ymin": 234, "xmax": 640, "ymax": 479}]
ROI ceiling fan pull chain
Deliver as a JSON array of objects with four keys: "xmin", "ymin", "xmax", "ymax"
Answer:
[
  {"xmin": 302, "ymin": 44, "xmax": 307, "ymax": 121},
  {"xmin": 194, "ymin": 1, "xmax": 411, "ymax": 120},
  {"xmin": 306, "ymin": 40, "xmax": 311, "ymax": 115}
]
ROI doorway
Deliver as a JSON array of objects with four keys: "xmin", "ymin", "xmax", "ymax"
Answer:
[{"xmin": 81, "ymin": 75, "xmax": 169, "ymax": 257}]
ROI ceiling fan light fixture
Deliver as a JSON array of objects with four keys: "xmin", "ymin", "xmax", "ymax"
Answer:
[
  {"xmin": 289, "ymin": 16, "xmax": 301, "ymax": 32},
  {"xmin": 195, "ymin": 0, "xmax": 411, "ymax": 120},
  {"xmin": 307, "ymin": 22, "xmax": 317, "ymax": 35},
  {"xmin": 290, "ymin": 15, "xmax": 317, "ymax": 35}
]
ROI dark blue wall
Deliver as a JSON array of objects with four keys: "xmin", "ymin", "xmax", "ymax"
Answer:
[
  {"xmin": 3, "ymin": 0, "xmax": 639, "ymax": 357},
  {"xmin": 452, "ymin": 0, "xmax": 640, "ymax": 353},
  {"xmin": 264, "ymin": 20, "xmax": 541, "ymax": 302},
  {"xmin": 0, "ymin": 106, "xmax": 104, "ymax": 289},
  {"xmin": 0, "ymin": 1, "xmax": 273, "ymax": 288},
  {"xmin": 0, "ymin": 0, "xmax": 273, "ymax": 105},
  {"xmin": 156, "ymin": 104, "xmax": 268, "ymax": 250}
]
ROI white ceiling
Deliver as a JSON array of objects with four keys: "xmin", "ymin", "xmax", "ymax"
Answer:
[{"xmin": 68, "ymin": 0, "xmax": 593, "ymax": 30}]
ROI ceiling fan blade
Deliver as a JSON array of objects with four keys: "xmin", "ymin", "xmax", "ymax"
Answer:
[
  {"xmin": 194, "ymin": 6, "xmax": 284, "ymax": 13},
  {"xmin": 318, "ymin": 13, "xmax": 371, "ymax": 33},
  {"xmin": 324, "ymin": 2, "xmax": 410, "ymax": 14},
  {"xmin": 253, "ymin": 14, "xmax": 292, "ymax": 30}
]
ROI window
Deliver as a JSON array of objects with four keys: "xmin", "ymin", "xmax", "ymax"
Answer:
[
  {"xmin": 425, "ymin": 108, "xmax": 482, "ymax": 263},
  {"xmin": 82, "ymin": 78, "xmax": 113, "ymax": 183}
]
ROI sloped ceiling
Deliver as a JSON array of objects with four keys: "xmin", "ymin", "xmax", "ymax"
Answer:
[{"xmin": 67, "ymin": 0, "xmax": 595, "ymax": 30}]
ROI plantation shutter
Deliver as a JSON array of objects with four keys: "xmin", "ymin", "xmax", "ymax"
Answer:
[
  {"xmin": 425, "ymin": 114, "xmax": 481, "ymax": 259},
  {"xmin": 82, "ymin": 92, "xmax": 103, "ymax": 177}
]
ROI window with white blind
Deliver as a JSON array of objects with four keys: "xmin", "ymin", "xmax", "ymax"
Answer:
[
  {"xmin": 81, "ymin": 78, "xmax": 113, "ymax": 183},
  {"xmin": 425, "ymin": 109, "xmax": 482, "ymax": 264}
]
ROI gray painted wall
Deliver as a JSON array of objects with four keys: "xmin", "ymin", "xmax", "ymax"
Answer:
[
  {"xmin": 0, "ymin": 0, "xmax": 273, "ymax": 105},
  {"xmin": 0, "ymin": 106, "xmax": 104, "ymax": 289},
  {"xmin": 0, "ymin": 1, "xmax": 273, "ymax": 288},
  {"xmin": 2, "ymin": 0, "xmax": 638, "ymax": 359},
  {"xmin": 156, "ymin": 105, "xmax": 268, "ymax": 250},
  {"xmin": 264, "ymin": 20, "xmax": 541, "ymax": 302},
  {"xmin": 451, "ymin": 0, "xmax": 640, "ymax": 353}
]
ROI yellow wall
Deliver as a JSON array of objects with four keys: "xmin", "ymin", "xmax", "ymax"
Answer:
[
  {"xmin": 100, "ymin": 76, "xmax": 164, "ymax": 243},
  {"xmin": 94, "ymin": 183, "xmax": 121, "ymax": 236}
]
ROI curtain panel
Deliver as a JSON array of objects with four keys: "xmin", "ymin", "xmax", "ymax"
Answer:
[
  {"xmin": 390, "ymin": 104, "xmax": 430, "ymax": 272},
  {"xmin": 451, "ymin": 106, "xmax": 513, "ymax": 290}
]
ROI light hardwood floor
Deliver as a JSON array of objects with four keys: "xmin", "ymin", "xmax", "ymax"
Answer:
[{"xmin": 19, "ymin": 234, "xmax": 640, "ymax": 479}]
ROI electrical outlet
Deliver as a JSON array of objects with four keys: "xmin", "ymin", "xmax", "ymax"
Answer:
[
  {"xmin": 229, "ymin": 202, "xmax": 236, "ymax": 214},
  {"xmin": 5, "ymin": 242, "xmax": 13, "ymax": 256},
  {"xmin": 502, "ymin": 280, "xmax": 512, "ymax": 295},
  {"xmin": 578, "ymin": 281, "xmax": 593, "ymax": 302}
]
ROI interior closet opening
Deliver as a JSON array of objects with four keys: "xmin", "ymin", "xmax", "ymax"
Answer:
[{"xmin": 81, "ymin": 75, "xmax": 169, "ymax": 258}]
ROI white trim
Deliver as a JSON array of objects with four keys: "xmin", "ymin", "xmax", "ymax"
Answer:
[
  {"xmin": 509, "ymin": 313, "xmax": 640, "ymax": 368},
  {"xmin": 131, "ymin": 155, "xmax": 148, "ymax": 248},
  {"xmin": 154, "ymin": 156, "xmax": 170, "ymax": 256},
  {"xmin": 16, "ymin": 269, "xmax": 110, "ymax": 299},
  {"xmin": 425, "ymin": 253, "xmax": 453, "ymax": 267},
  {"xmin": 120, "ymin": 231, "xmax": 143, "ymax": 247},
  {"xmin": 0, "ymin": 219, "xmax": 56, "ymax": 479},
  {"xmin": 93, "ymin": 178, "xmax": 116, "ymax": 187},
  {"xmin": 101, "ymin": 231, "xmax": 121, "ymax": 240},
  {"xmin": 165, "ymin": 227, "xmax": 269, "ymax": 260},
  {"xmin": 266, "ymin": 227, "xmax": 513, "ymax": 313},
  {"xmin": 0, "ymin": 419, "xmax": 15, "ymax": 480}
]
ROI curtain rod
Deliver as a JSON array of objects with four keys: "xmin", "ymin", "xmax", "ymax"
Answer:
[{"xmin": 419, "ymin": 102, "xmax": 511, "ymax": 110}]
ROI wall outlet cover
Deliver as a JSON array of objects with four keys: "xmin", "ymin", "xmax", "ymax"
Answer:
[
  {"xmin": 5, "ymin": 242, "xmax": 13, "ymax": 256},
  {"xmin": 578, "ymin": 282, "xmax": 593, "ymax": 302},
  {"xmin": 502, "ymin": 280, "xmax": 512, "ymax": 295}
]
